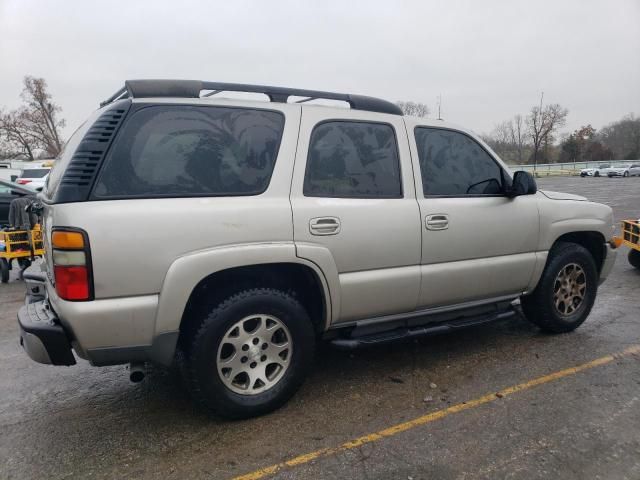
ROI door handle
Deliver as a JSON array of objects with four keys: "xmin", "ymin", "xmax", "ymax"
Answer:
[
  {"xmin": 425, "ymin": 214, "xmax": 449, "ymax": 230},
  {"xmin": 309, "ymin": 217, "xmax": 341, "ymax": 235}
]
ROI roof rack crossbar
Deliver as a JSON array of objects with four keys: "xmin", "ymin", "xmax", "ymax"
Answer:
[{"xmin": 100, "ymin": 79, "xmax": 403, "ymax": 115}]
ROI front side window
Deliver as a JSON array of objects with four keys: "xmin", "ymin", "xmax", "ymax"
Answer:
[
  {"xmin": 415, "ymin": 127, "xmax": 503, "ymax": 196},
  {"xmin": 304, "ymin": 121, "xmax": 402, "ymax": 198},
  {"xmin": 93, "ymin": 105, "xmax": 285, "ymax": 198}
]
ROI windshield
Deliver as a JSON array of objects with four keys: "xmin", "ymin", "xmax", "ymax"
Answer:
[
  {"xmin": 0, "ymin": 180, "xmax": 36, "ymax": 195},
  {"xmin": 20, "ymin": 168, "xmax": 50, "ymax": 178},
  {"xmin": 599, "ymin": 164, "xmax": 610, "ymax": 168}
]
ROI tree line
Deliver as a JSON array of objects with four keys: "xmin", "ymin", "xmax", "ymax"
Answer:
[{"xmin": 482, "ymin": 104, "xmax": 639, "ymax": 165}]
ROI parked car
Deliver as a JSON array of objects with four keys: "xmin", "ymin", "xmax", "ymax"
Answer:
[
  {"xmin": 16, "ymin": 167, "xmax": 51, "ymax": 190},
  {"xmin": 580, "ymin": 164, "xmax": 610, "ymax": 177},
  {"xmin": 0, "ymin": 179, "xmax": 37, "ymax": 227},
  {"xmin": 607, "ymin": 163, "xmax": 640, "ymax": 177},
  {"xmin": 18, "ymin": 79, "xmax": 618, "ymax": 419}
]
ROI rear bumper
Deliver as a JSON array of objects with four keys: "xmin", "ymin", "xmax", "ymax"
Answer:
[{"xmin": 18, "ymin": 300, "xmax": 76, "ymax": 366}]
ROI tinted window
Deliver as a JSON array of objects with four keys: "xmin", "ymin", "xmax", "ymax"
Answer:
[
  {"xmin": 21, "ymin": 169, "xmax": 50, "ymax": 178},
  {"xmin": 415, "ymin": 128, "xmax": 503, "ymax": 196},
  {"xmin": 94, "ymin": 106, "xmax": 285, "ymax": 198},
  {"xmin": 304, "ymin": 121, "xmax": 401, "ymax": 198}
]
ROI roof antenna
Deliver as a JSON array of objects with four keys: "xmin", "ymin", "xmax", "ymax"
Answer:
[{"xmin": 437, "ymin": 94, "xmax": 443, "ymax": 121}]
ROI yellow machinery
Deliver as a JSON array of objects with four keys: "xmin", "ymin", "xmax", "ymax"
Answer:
[
  {"xmin": 614, "ymin": 220, "xmax": 640, "ymax": 270},
  {"xmin": 0, "ymin": 226, "xmax": 44, "ymax": 283}
]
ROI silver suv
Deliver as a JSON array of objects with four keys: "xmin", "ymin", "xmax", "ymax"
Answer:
[{"xmin": 18, "ymin": 80, "xmax": 617, "ymax": 418}]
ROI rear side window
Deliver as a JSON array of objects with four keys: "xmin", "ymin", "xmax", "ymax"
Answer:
[
  {"xmin": 93, "ymin": 105, "xmax": 285, "ymax": 198},
  {"xmin": 304, "ymin": 121, "xmax": 402, "ymax": 198},
  {"xmin": 415, "ymin": 127, "xmax": 503, "ymax": 196}
]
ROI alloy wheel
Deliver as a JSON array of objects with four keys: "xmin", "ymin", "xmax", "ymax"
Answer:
[
  {"xmin": 552, "ymin": 263, "xmax": 587, "ymax": 316},
  {"xmin": 216, "ymin": 314, "xmax": 292, "ymax": 395}
]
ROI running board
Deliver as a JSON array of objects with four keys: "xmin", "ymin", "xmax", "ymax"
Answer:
[{"xmin": 329, "ymin": 309, "xmax": 516, "ymax": 350}]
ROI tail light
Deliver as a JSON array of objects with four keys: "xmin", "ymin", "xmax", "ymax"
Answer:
[
  {"xmin": 51, "ymin": 229, "xmax": 93, "ymax": 301},
  {"xmin": 17, "ymin": 179, "xmax": 32, "ymax": 185}
]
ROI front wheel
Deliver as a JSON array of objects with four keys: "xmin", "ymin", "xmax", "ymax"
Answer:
[
  {"xmin": 623, "ymin": 171, "xmax": 629, "ymax": 177},
  {"xmin": 629, "ymin": 249, "xmax": 640, "ymax": 269},
  {"xmin": 183, "ymin": 288, "xmax": 316, "ymax": 419},
  {"xmin": 594, "ymin": 171, "xmax": 600, "ymax": 177},
  {"xmin": 521, "ymin": 242, "xmax": 598, "ymax": 333}
]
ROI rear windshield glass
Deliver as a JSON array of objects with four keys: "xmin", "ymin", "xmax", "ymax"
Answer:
[
  {"xmin": 93, "ymin": 105, "xmax": 285, "ymax": 198},
  {"xmin": 20, "ymin": 169, "xmax": 50, "ymax": 178}
]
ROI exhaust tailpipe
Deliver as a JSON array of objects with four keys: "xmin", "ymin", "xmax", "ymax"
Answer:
[{"xmin": 129, "ymin": 362, "xmax": 146, "ymax": 383}]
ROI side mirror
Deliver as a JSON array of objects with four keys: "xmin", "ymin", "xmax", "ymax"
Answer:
[
  {"xmin": 10, "ymin": 175, "xmax": 17, "ymax": 182},
  {"xmin": 508, "ymin": 171, "xmax": 537, "ymax": 197}
]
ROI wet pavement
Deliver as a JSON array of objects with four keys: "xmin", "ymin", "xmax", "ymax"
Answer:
[{"xmin": 1, "ymin": 176, "xmax": 639, "ymax": 480}]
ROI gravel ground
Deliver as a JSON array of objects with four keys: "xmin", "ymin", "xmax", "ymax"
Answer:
[{"xmin": 1, "ymin": 175, "xmax": 639, "ymax": 480}]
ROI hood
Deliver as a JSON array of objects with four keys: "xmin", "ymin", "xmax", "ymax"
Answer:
[{"xmin": 539, "ymin": 190, "xmax": 588, "ymax": 201}]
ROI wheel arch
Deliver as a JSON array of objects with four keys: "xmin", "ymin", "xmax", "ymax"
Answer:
[
  {"xmin": 551, "ymin": 231, "xmax": 607, "ymax": 274},
  {"xmin": 148, "ymin": 243, "xmax": 334, "ymax": 365},
  {"xmin": 176, "ymin": 262, "xmax": 330, "ymax": 353}
]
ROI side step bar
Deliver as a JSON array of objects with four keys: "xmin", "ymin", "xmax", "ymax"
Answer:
[{"xmin": 330, "ymin": 309, "xmax": 516, "ymax": 350}]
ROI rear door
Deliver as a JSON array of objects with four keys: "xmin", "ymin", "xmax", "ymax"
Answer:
[
  {"xmin": 290, "ymin": 108, "xmax": 421, "ymax": 323},
  {"xmin": 406, "ymin": 121, "xmax": 540, "ymax": 308}
]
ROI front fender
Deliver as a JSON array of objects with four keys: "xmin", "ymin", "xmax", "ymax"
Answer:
[{"xmin": 538, "ymin": 200, "xmax": 614, "ymax": 251}]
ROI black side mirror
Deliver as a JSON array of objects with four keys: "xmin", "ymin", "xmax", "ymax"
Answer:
[
  {"xmin": 10, "ymin": 175, "xmax": 17, "ymax": 182},
  {"xmin": 508, "ymin": 171, "xmax": 537, "ymax": 197}
]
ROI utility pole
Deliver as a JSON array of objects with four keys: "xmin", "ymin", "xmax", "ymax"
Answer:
[
  {"xmin": 437, "ymin": 94, "xmax": 443, "ymax": 120},
  {"xmin": 533, "ymin": 91, "xmax": 544, "ymax": 175}
]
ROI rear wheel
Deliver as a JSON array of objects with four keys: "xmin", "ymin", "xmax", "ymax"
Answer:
[
  {"xmin": 182, "ymin": 288, "xmax": 316, "ymax": 419},
  {"xmin": 594, "ymin": 171, "xmax": 600, "ymax": 177},
  {"xmin": 521, "ymin": 242, "xmax": 598, "ymax": 333},
  {"xmin": 629, "ymin": 249, "xmax": 640, "ymax": 270},
  {"xmin": 0, "ymin": 259, "xmax": 9, "ymax": 283}
]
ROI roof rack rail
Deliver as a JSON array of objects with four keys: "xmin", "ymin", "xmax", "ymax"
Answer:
[{"xmin": 100, "ymin": 79, "xmax": 403, "ymax": 116}]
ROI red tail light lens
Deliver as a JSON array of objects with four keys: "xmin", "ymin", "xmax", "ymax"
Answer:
[
  {"xmin": 17, "ymin": 179, "xmax": 32, "ymax": 184},
  {"xmin": 51, "ymin": 228, "xmax": 92, "ymax": 301},
  {"xmin": 54, "ymin": 266, "xmax": 90, "ymax": 300}
]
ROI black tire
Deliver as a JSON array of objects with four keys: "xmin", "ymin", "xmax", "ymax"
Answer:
[
  {"xmin": 183, "ymin": 288, "xmax": 315, "ymax": 419},
  {"xmin": 0, "ymin": 258, "xmax": 9, "ymax": 283},
  {"xmin": 521, "ymin": 242, "xmax": 598, "ymax": 333},
  {"xmin": 629, "ymin": 249, "xmax": 640, "ymax": 270},
  {"xmin": 594, "ymin": 171, "xmax": 600, "ymax": 177}
]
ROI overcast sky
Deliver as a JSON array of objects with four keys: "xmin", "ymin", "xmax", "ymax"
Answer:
[{"xmin": 1, "ymin": 0, "xmax": 638, "ymax": 139}]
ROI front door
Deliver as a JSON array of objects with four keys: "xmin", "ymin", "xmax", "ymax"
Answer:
[
  {"xmin": 406, "ymin": 122, "xmax": 540, "ymax": 308},
  {"xmin": 290, "ymin": 108, "xmax": 421, "ymax": 323}
]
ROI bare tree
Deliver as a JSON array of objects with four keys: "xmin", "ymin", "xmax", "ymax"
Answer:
[
  {"xmin": 0, "ymin": 109, "xmax": 39, "ymax": 160},
  {"xmin": 0, "ymin": 76, "xmax": 66, "ymax": 160},
  {"xmin": 484, "ymin": 115, "xmax": 529, "ymax": 164},
  {"xmin": 527, "ymin": 102, "xmax": 568, "ymax": 166},
  {"xmin": 20, "ymin": 76, "xmax": 65, "ymax": 157},
  {"xmin": 396, "ymin": 101, "xmax": 430, "ymax": 117}
]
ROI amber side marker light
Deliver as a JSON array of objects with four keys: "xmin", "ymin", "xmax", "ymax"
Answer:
[
  {"xmin": 51, "ymin": 229, "xmax": 92, "ymax": 301},
  {"xmin": 610, "ymin": 237, "xmax": 623, "ymax": 249}
]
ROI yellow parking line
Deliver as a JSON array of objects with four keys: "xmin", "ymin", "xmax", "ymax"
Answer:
[{"xmin": 233, "ymin": 344, "xmax": 640, "ymax": 480}]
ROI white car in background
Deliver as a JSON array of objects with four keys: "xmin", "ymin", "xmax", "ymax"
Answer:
[
  {"xmin": 16, "ymin": 167, "xmax": 51, "ymax": 191},
  {"xmin": 606, "ymin": 163, "xmax": 640, "ymax": 177},
  {"xmin": 580, "ymin": 164, "xmax": 610, "ymax": 177}
]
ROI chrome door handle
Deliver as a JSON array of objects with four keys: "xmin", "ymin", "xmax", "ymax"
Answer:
[
  {"xmin": 425, "ymin": 214, "xmax": 449, "ymax": 230},
  {"xmin": 309, "ymin": 217, "xmax": 341, "ymax": 235}
]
